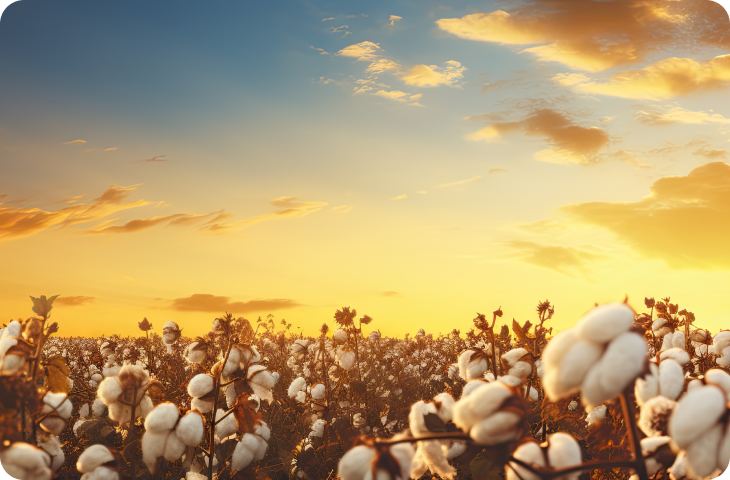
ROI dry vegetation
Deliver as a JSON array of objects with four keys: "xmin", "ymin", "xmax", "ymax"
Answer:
[{"xmin": 0, "ymin": 296, "xmax": 728, "ymax": 480}]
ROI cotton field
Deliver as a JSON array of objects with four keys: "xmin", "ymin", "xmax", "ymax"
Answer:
[{"xmin": 0, "ymin": 295, "xmax": 728, "ymax": 480}]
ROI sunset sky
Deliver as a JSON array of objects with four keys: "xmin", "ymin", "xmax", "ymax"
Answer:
[{"xmin": 1, "ymin": 0, "xmax": 729, "ymax": 338}]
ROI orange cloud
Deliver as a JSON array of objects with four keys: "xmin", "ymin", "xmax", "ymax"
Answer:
[
  {"xmin": 201, "ymin": 197, "xmax": 327, "ymax": 232},
  {"xmin": 63, "ymin": 139, "xmax": 86, "ymax": 144},
  {"xmin": 505, "ymin": 240, "xmax": 604, "ymax": 277},
  {"xmin": 435, "ymin": 0, "xmax": 724, "ymax": 72},
  {"xmin": 559, "ymin": 162, "xmax": 730, "ymax": 269},
  {"xmin": 55, "ymin": 296, "xmax": 95, "ymax": 306},
  {"xmin": 437, "ymin": 176, "xmax": 482, "ymax": 188},
  {"xmin": 400, "ymin": 61, "xmax": 466, "ymax": 88},
  {"xmin": 0, "ymin": 185, "xmax": 149, "ymax": 241},
  {"xmin": 575, "ymin": 55, "xmax": 730, "ymax": 100},
  {"xmin": 467, "ymin": 109, "xmax": 610, "ymax": 165},
  {"xmin": 170, "ymin": 294, "xmax": 301, "ymax": 313}
]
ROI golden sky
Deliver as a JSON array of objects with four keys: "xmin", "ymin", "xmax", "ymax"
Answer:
[{"xmin": 1, "ymin": 0, "xmax": 729, "ymax": 337}]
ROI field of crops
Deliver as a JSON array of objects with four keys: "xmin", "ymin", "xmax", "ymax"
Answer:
[{"xmin": 0, "ymin": 296, "xmax": 728, "ymax": 480}]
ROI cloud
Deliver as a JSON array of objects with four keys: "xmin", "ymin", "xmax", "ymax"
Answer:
[
  {"xmin": 322, "ymin": 17, "xmax": 335, "ymax": 22},
  {"xmin": 55, "ymin": 296, "xmax": 95, "ymax": 306},
  {"xmin": 693, "ymin": 147, "xmax": 728, "ymax": 158},
  {"xmin": 331, "ymin": 205, "xmax": 354, "ymax": 213},
  {"xmin": 437, "ymin": 176, "xmax": 482, "ymax": 188},
  {"xmin": 387, "ymin": 15, "xmax": 402, "ymax": 27},
  {"xmin": 0, "ymin": 184, "xmax": 152, "ymax": 241},
  {"xmin": 635, "ymin": 104, "xmax": 730, "ymax": 126},
  {"xmin": 365, "ymin": 59, "xmax": 401, "ymax": 74},
  {"xmin": 559, "ymin": 162, "xmax": 730, "ymax": 269},
  {"xmin": 488, "ymin": 168, "xmax": 507, "ymax": 174},
  {"xmin": 170, "ymin": 294, "xmax": 301, "ymax": 313},
  {"xmin": 337, "ymin": 41, "xmax": 383, "ymax": 61},
  {"xmin": 400, "ymin": 61, "xmax": 466, "ymax": 88},
  {"xmin": 391, "ymin": 194, "xmax": 407, "ymax": 200},
  {"xmin": 54, "ymin": 195, "xmax": 84, "ymax": 204},
  {"xmin": 552, "ymin": 73, "xmax": 590, "ymax": 86},
  {"xmin": 201, "ymin": 197, "xmax": 327, "ymax": 232},
  {"xmin": 467, "ymin": 109, "xmax": 610, "ymax": 165},
  {"xmin": 140, "ymin": 155, "xmax": 167, "ymax": 162},
  {"xmin": 310, "ymin": 46, "xmax": 330, "ymax": 55},
  {"xmin": 63, "ymin": 139, "xmax": 86, "ymax": 144},
  {"xmin": 382, "ymin": 290, "xmax": 404, "ymax": 297},
  {"xmin": 610, "ymin": 150, "xmax": 651, "ymax": 169},
  {"xmin": 87, "ymin": 211, "xmax": 220, "ymax": 234},
  {"xmin": 435, "ymin": 1, "xmax": 726, "ymax": 72},
  {"xmin": 104, "ymin": 147, "xmax": 117, "ymax": 151},
  {"xmin": 330, "ymin": 25, "xmax": 352, "ymax": 37},
  {"xmin": 505, "ymin": 240, "xmax": 604, "ymax": 277},
  {"xmin": 576, "ymin": 55, "xmax": 730, "ymax": 100}
]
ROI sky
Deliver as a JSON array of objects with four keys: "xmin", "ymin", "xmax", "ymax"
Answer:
[{"xmin": 1, "ymin": 0, "xmax": 729, "ymax": 338}]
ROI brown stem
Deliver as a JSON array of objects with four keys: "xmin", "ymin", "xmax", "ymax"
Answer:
[
  {"xmin": 620, "ymin": 388, "xmax": 650, "ymax": 480},
  {"xmin": 129, "ymin": 386, "xmax": 139, "ymax": 479},
  {"xmin": 509, "ymin": 457, "xmax": 639, "ymax": 479},
  {"xmin": 208, "ymin": 335, "xmax": 233, "ymax": 480}
]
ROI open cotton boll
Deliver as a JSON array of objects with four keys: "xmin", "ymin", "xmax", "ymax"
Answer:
[
  {"xmin": 295, "ymin": 391, "xmax": 306, "ymax": 403},
  {"xmin": 311, "ymin": 383, "xmax": 325, "ymax": 400},
  {"xmin": 338, "ymin": 445, "xmax": 377, "ymax": 480},
  {"xmin": 653, "ymin": 318, "xmax": 671, "ymax": 337},
  {"xmin": 710, "ymin": 331, "xmax": 730, "ymax": 355},
  {"xmin": 108, "ymin": 402, "xmax": 132, "ymax": 424},
  {"xmin": 462, "ymin": 379, "xmax": 488, "ymax": 397},
  {"xmin": 669, "ymin": 385, "xmax": 726, "ymax": 449},
  {"xmin": 501, "ymin": 348, "xmax": 528, "ymax": 369},
  {"xmin": 586, "ymin": 405, "xmax": 607, "ymax": 426},
  {"xmin": 142, "ymin": 430, "xmax": 167, "ymax": 473},
  {"xmin": 97, "ymin": 377, "xmax": 122, "ymax": 406},
  {"xmin": 541, "ymin": 329, "xmax": 580, "ymax": 380},
  {"xmin": 176, "ymin": 411, "xmax": 205, "ymax": 447},
  {"xmin": 81, "ymin": 465, "xmax": 120, "ymax": 480},
  {"xmin": 635, "ymin": 364, "xmax": 659, "ymax": 406},
  {"xmin": 658, "ymin": 360, "xmax": 684, "ymax": 401},
  {"xmin": 470, "ymin": 411, "xmax": 522, "ymax": 445},
  {"xmin": 638, "ymin": 396, "xmax": 676, "ymax": 437},
  {"xmin": 231, "ymin": 433, "xmax": 261, "ymax": 472},
  {"xmin": 164, "ymin": 430, "xmax": 187, "ymax": 462},
  {"xmin": 575, "ymin": 302, "xmax": 634, "ymax": 344},
  {"xmin": 187, "ymin": 374, "xmax": 214, "ymax": 398},
  {"xmin": 288, "ymin": 377, "xmax": 307, "ymax": 398},
  {"xmin": 433, "ymin": 392, "xmax": 455, "ymax": 422},
  {"xmin": 546, "ymin": 340, "xmax": 603, "ymax": 401},
  {"xmin": 38, "ymin": 435, "xmax": 65, "ymax": 472},
  {"xmin": 705, "ymin": 369, "xmax": 730, "ymax": 396},
  {"xmin": 222, "ymin": 346, "xmax": 242, "ymax": 377},
  {"xmin": 546, "ymin": 433, "xmax": 582, "ymax": 480},
  {"xmin": 77, "ymin": 445, "xmax": 115, "ymax": 473},
  {"xmin": 453, "ymin": 382, "xmax": 513, "ymax": 431},
  {"xmin": 685, "ymin": 423, "xmax": 723, "ymax": 477},
  {"xmin": 144, "ymin": 402, "xmax": 179, "ymax": 434},
  {"xmin": 338, "ymin": 350, "xmax": 356, "ymax": 370},
  {"xmin": 659, "ymin": 348, "xmax": 690, "ymax": 366},
  {"xmin": 333, "ymin": 329, "xmax": 348, "ymax": 343},
  {"xmin": 215, "ymin": 408, "xmax": 238, "ymax": 440},
  {"xmin": 507, "ymin": 441, "xmax": 544, "ymax": 480},
  {"xmin": 0, "ymin": 442, "xmax": 53, "ymax": 480},
  {"xmin": 458, "ymin": 349, "xmax": 488, "ymax": 381}
]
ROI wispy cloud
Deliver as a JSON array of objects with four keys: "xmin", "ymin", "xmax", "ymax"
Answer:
[
  {"xmin": 382, "ymin": 290, "xmax": 404, "ymax": 297},
  {"xmin": 88, "ymin": 210, "xmax": 227, "ymax": 234},
  {"xmin": 636, "ymin": 104, "xmax": 730, "ymax": 126},
  {"xmin": 400, "ymin": 61, "xmax": 466, "ymax": 88},
  {"xmin": 488, "ymin": 168, "xmax": 507, "ymax": 174},
  {"xmin": 170, "ymin": 294, "xmax": 302, "ymax": 313},
  {"xmin": 387, "ymin": 15, "xmax": 402, "ymax": 27},
  {"xmin": 310, "ymin": 46, "xmax": 330, "ymax": 55},
  {"xmin": 391, "ymin": 194, "xmax": 407, "ymax": 200},
  {"xmin": 55, "ymin": 296, "xmax": 95, "ymax": 306},
  {"xmin": 63, "ymin": 139, "xmax": 86, "ymax": 144},
  {"xmin": 437, "ymin": 176, "xmax": 482, "ymax": 188},
  {"xmin": 331, "ymin": 205, "xmax": 354, "ymax": 213},
  {"xmin": 104, "ymin": 147, "xmax": 117, "ymax": 151},
  {"xmin": 201, "ymin": 196, "xmax": 328, "ymax": 232},
  {"xmin": 506, "ymin": 240, "xmax": 605, "ymax": 278},
  {"xmin": 140, "ymin": 155, "xmax": 167, "ymax": 162}
]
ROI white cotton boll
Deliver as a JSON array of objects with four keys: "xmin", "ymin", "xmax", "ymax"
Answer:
[
  {"xmin": 576, "ymin": 302, "xmax": 635, "ymax": 344},
  {"xmin": 223, "ymin": 347, "xmax": 242, "ymax": 377},
  {"xmin": 507, "ymin": 441, "xmax": 545, "ymax": 480},
  {"xmin": 215, "ymin": 409, "xmax": 238, "ymax": 440},
  {"xmin": 0, "ymin": 442, "xmax": 53, "ymax": 480},
  {"xmin": 710, "ymin": 331, "xmax": 730, "ymax": 355},
  {"xmin": 138, "ymin": 396, "xmax": 153, "ymax": 419},
  {"xmin": 635, "ymin": 363, "xmax": 659, "ymax": 406},
  {"xmin": 80, "ymin": 403, "xmax": 90, "ymax": 418},
  {"xmin": 498, "ymin": 375, "xmax": 523, "ymax": 388},
  {"xmin": 108, "ymin": 402, "xmax": 131, "ymax": 424},
  {"xmin": 638, "ymin": 396, "xmax": 676, "ymax": 437},
  {"xmin": 272, "ymin": 371, "xmax": 279, "ymax": 383},
  {"xmin": 338, "ymin": 445, "xmax": 376, "ymax": 480},
  {"xmin": 586, "ymin": 405, "xmax": 607, "ymax": 426},
  {"xmin": 717, "ymin": 347, "xmax": 730, "ymax": 367},
  {"xmin": 311, "ymin": 383, "xmax": 325, "ymax": 400},
  {"xmin": 288, "ymin": 377, "xmax": 307, "ymax": 398},
  {"xmin": 295, "ymin": 391, "xmax": 306, "ymax": 403},
  {"xmin": 253, "ymin": 435, "xmax": 268, "ymax": 462},
  {"xmin": 718, "ymin": 422, "xmax": 730, "ymax": 474},
  {"xmin": 453, "ymin": 382, "xmax": 513, "ymax": 432},
  {"xmin": 92, "ymin": 398, "xmax": 107, "ymax": 416},
  {"xmin": 77, "ymin": 445, "xmax": 115, "ymax": 473},
  {"xmin": 144, "ymin": 402, "xmax": 179, "ymax": 433},
  {"xmin": 389, "ymin": 442, "xmax": 415, "ymax": 480},
  {"xmin": 310, "ymin": 419, "xmax": 325, "ymax": 438},
  {"xmin": 416, "ymin": 440, "xmax": 455, "ymax": 480},
  {"xmin": 142, "ymin": 430, "xmax": 167, "ymax": 473},
  {"xmin": 508, "ymin": 361, "xmax": 533, "ymax": 380},
  {"xmin": 706, "ymin": 368, "xmax": 730, "ymax": 397},
  {"xmin": 97, "ymin": 377, "xmax": 122, "ymax": 406},
  {"xmin": 231, "ymin": 433, "xmax": 260, "ymax": 472},
  {"xmin": 333, "ymin": 329, "xmax": 348, "ymax": 343},
  {"xmin": 176, "ymin": 411, "xmax": 205, "ymax": 447},
  {"xmin": 248, "ymin": 365, "xmax": 275, "ymax": 389},
  {"xmin": 91, "ymin": 373, "xmax": 103, "ymax": 383},
  {"xmin": 164, "ymin": 429, "xmax": 187, "ymax": 462},
  {"xmin": 81, "ymin": 466, "xmax": 119, "ymax": 480},
  {"xmin": 187, "ymin": 374, "xmax": 214, "ymax": 398},
  {"xmin": 256, "ymin": 422, "xmax": 271, "ymax": 442},
  {"xmin": 447, "ymin": 441, "xmax": 467, "ymax": 460},
  {"xmin": 661, "ymin": 333, "xmax": 674, "ymax": 352},
  {"xmin": 547, "ymin": 433, "xmax": 582, "ymax": 480},
  {"xmin": 458, "ymin": 349, "xmax": 488, "ymax": 381},
  {"xmin": 653, "ymin": 318, "xmax": 671, "ymax": 337},
  {"xmin": 470, "ymin": 412, "xmax": 521, "ymax": 445},
  {"xmin": 685, "ymin": 423, "xmax": 723, "ymax": 477},
  {"xmin": 658, "ymin": 359, "xmax": 684, "ymax": 400},
  {"xmin": 549, "ymin": 340, "xmax": 604, "ymax": 401},
  {"xmin": 462, "ymin": 380, "xmax": 487, "ymax": 397},
  {"xmin": 38, "ymin": 435, "xmax": 65, "ymax": 472},
  {"xmin": 433, "ymin": 392, "xmax": 455, "ymax": 422},
  {"xmin": 502, "ymin": 348, "xmax": 528, "ymax": 369},
  {"xmin": 659, "ymin": 348, "xmax": 690, "ymax": 366},
  {"xmin": 43, "ymin": 392, "xmax": 73, "ymax": 419},
  {"xmin": 338, "ymin": 350, "xmax": 356, "ymax": 370},
  {"xmin": 669, "ymin": 385, "xmax": 727, "ymax": 449}
]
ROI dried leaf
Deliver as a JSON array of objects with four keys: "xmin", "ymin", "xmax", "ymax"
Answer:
[
  {"xmin": 45, "ymin": 354, "xmax": 71, "ymax": 393},
  {"xmin": 233, "ymin": 393, "xmax": 263, "ymax": 434},
  {"xmin": 423, "ymin": 412, "xmax": 448, "ymax": 433}
]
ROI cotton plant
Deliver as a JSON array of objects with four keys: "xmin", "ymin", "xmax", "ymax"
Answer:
[
  {"xmin": 76, "ymin": 444, "xmax": 120, "ymax": 480},
  {"xmin": 141, "ymin": 402, "xmax": 204, "ymax": 473},
  {"xmin": 0, "ymin": 320, "xmax": 25, "ymax": 376},
  {"xmin": 506, "ymin": 433, "xmax": 583, "ymax": 480},
  {"xmin": 162, "ymin": 321, "xmax": 182, "ymax": 354},
  {"xmin": 409, "ymin": 392, "xmax": 460, "ymax": 480},
  {"xmin": 96, "ymin": 363, "xmax": 154, "ymax": 423},
  {"xmin": 337, "ymin": 435, "xmax": 415, "ymax": 480},
  {"xmin": 38, "ymin": 391, "xmax": 73, "ymax": 435},
  {"xmin": 0, "ymin": 442, "xmax": 55, "ymax": 480},
  {"xmin": 541, "ymin": 302, "xmax": 648, "ymax": 411},
  {"xmin": 710, "ymin": 331, "xmax": 730, "ymax": 366},
  {"xmin": 457, "ymin": 347, "xmax": 489, "ymax": 381}
]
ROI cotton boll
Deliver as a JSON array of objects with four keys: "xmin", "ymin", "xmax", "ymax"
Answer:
[
  {"xmin": 138, "ymin": 396, "xmax": 153, "ymax": 419},
  {"xmin": 638, "ymin": 396, "xmax": 676, "ymax": 437},
  {"xmin": 92, "ymin": 398, "xmax": 107, "ymax": 416},
  {"xmin": 81, "ymin": 466, "xmax": 120, "ymax": 480},
  {"xmin": 338, "ymin": 445, "xmax": 376, "ymax": 480},
  {"xmin": 0, "ymin": 442, "xmax": 53, "ymax": 480},
  {"xmin": 433, "ymin": 392, "xmax": 455, "ymax": 422},
  {"xmin": 669, "ymin": 386, "xmax": 727, "ymax": 449},
  {"xmin": 586, "ymin": 405, "xmax": 607, "ymax": 426},
  {"xmin": 710, "ymin": 331, "xmax": 730, "ymax": 356},
  {"xmin": 659, "ymin": 348, "xmax": 690, "ymax": 366},
  {"xmin": 508, "ymin": 361, "xmax": 533, "ymax": 380},
  {"xmin": 144, "ymin": 402, "xmax": 179, "ymax": 433},
  {"xmin": 658, "ymin": 359, "xmax": 684, "ymax": 400},
  {"xmin": 549, "ymin": 340, "xmax": 603, "ymax": 401},
  {"xmin": 507, "ymin": 441, "xmax": 545, "ymax": 480},
  {"xmin": 462, "ymin": 379, "xmax": 487, "ymax": 397},
  {"xmin": 79, "ymin": 403, "xmax": 90, "ymax": 418},
  {"xmin": 77, "ymin": 445, "xmax": 115, "ymax": 473},
  {"xmin": 108, "ymin": 402, "xmax": 131, "ymax": 424},
  {"xmin": 705, "ymin": 368, "xmax": 730, "ymax": 397},
  {"xmin": 453, "ymin": 382, "xmax": 513, "ymax": 432},
  {"xmin": 311, "ymin": 383, "xmax": 325, "ymax": 400},
  {"xmin": 38, "ymin": 435, "xmax": 65, "ymax": 472},
  {"xmin": 653, "ymin": 318, "xmax": 671, "ymax": 338},
  {"xmin": 333, "ymin": 329, "xmax": 348, "ymax": 343},
  {"xmin": 661, "ymin": 333, "xmax": 674, "ymax": 352},
  {"xmin": 222, "ymin": 346, "xmax": 242, "ymax": 377},
  {"xmin": 717, "ymin": 346, "xmax": 730, "ymax": 367},
  {"xmin": 97, "ymin": 377, "xmax": 122, "ymax": 406},
  {"xmin": 187, "ymin": 374, "xmax": 214, "ymax": 398},
  {"xmin": 547, "ymin": 433, "xmax": 582, "ymax": 480},
  {"xmin": 635, "ymin": 364, "xmax": 659, "ymax": 406},
  {"xmin": 685, "ymin": 423, "xmax": 723, "ymax": 477},
  {"xmin": 598, "ymin": 333, "xmax": 647, "ymax": 397},
  {"xmin": 542, "ymin": 329, "xmax": 580, "ymax": 376},
  {"xmin": 498, "ymin": 375, "xmax": 523, "ymax": 388},
  {"xmin": 288, "ymin": 377, "xmax": 307, "ymax": 398},
  {"xmin": 671, "ymin": 331, "xmax": 685, "ymax": 350},
  {"xmin": 231, "ymin": 433, "xmax": 260, "ymax": 472},
  {"xmin": 576, "ymin": 302, "xmax": 635, "ymax": 344},
  {"xmin": 458, "ymin": 349, "xmax": 488, "ymax": 381},
  {"xmin": 256, "ymin": 422, "xmax": 271, "ymax": 442},
  {"xmin": 142, "ymin": 430, "xmax": 167, "ymax": 473},
  {"xmin": 501, "ymin": 348, "xmax": 529, "ymax": 369},
  {"xmin": 338, "ymin": 350, "xmax": 356, "ymax": 371},
  {"xmin": 469, "ymin": 412, "xmax": 522, "ymax": 445},
  {"xmin": 176, "ymin": 411, "xmax": 205, "ymax": 447},
  {"xmin": 310, "ymin": 419, "xmax": 325, "ymax": 438},
  {"xmin": 215, "ymin": 409, "xmax": 238, "ymax": 440},
  {"xmin": 164, "ymin": 430, "xmax": 187, "ymax": 462},
  {"xmin": 295, "ymin": 391, "xmax": 306, "ymax": 403}
]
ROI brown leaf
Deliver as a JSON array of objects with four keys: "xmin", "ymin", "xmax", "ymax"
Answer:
[
  {"xmin": 232, "ymin": 393, "xmax": 263, "ymax": 434},
  {"xmin": 423, "ymin": 412, "xmax": 448, "ymax": 433},
  {"xmin": 45, "ymin": 355, "xmax": 71, "ymax": 393},
  {"xmin": 512, "ymin": 319, "xmax": 531, "ymax": 344}
]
